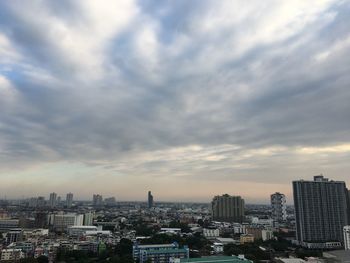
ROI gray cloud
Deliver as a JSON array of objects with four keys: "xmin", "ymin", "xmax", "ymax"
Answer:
[{"xmin": 0, "ymin": 0, "xmax": 350, "ymax": 200}]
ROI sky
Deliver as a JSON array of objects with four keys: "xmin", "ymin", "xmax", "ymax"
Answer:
[{"xmin": 0, "ymin": 0, "xmax": 350, "ymax": 203}]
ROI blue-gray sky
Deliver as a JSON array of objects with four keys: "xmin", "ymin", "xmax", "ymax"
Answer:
[{"xmin": 0, "ymin": 0, "xmax": 350, "ymax": 203}]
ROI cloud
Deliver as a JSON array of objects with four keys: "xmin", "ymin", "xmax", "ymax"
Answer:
[{"xmin": 0, "ymin": 0, "xmax": 350, "ymax": 200}]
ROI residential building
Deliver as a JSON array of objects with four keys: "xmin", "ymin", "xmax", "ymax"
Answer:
[
  {"xmin": 66, "ymin": 193, "xmax": 73, "ymax": 208},
  {"xmin": 50, "ymin": 214, "xmax": 84, "ymax": 232},
  {"xmin": 211, "ymin": 194, "xmax": 245, "ymax": 223},
  {"xmin": 49, "ymin": 192, "xmax": 57, "ymax": 208},
  {"xmin": 0, "ymin": 219, "xmax": 19, "ymax": 232},
  {"xmin": 240, "ymin": 234, "xmax": 254, "ymax": 244},
  {"xmin": 93, "ymin": 194, "xmax": 103, "ymax": 207},
  {"xmin": 68, "ymin": 226, "xmax": 98, "ymax": 236},
  {"xmin": 293, "ymin": 175, "xmax": 349, "ymax": 249},
  {"xmin": 271, "ymin": 192, "xmax": 287, "ymax": 223},
  {"xmin": 203, "ymin": 228, "xmax": 220, "ymax": 238},
  {"xmin": 0, "ymin": 249, "xmax": 25, "ymax": 261},
  {"xmin": 5, "ymin": 229, "xmax": 23, "ymax": 244},
  {"xmin": 171, "ymin": 256, "xmax": 252, "ymax": 263},
  {"xmin": 133, "ymin": 243, "xmax": 189, "ymax": 263},
  {"xmin": 83, "ymin": 212, "xmax": 94, "ymax": 226}
]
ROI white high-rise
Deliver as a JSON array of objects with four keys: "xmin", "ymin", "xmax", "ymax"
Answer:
[
  {"xmin": 344, "ymin": 226, "xmax": 350, "ymax": 250},
  {"xmin": 49, "ymin": 192, "xmax": 57, "ymax": 208},
  {"xmin": 66, "ymin": 193, "xmax": 73, "ymax": 208},
  {"xmin": 271, "ymin": 192, "xmax": 287, "ymax": 222}
]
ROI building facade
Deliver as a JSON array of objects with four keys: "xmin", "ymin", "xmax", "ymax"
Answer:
[
  {"xmin": 148, "ymin": 191, "xmax": 154, "ymax": 209},
  {"xmin": 211, "ymin": 194, "xmax": 245, "ymax": 223},
  {"xmin": 133, "ymin": 243, "xmax": 189, "ymax": 263},
  {"xmin": 344, "ymin": 226, "xmax": 350, "ymax": 250},
  {"xmin": 270, "ymin": 192, "xmax": 287, "ymax": 223},
  {"xmin": 293, "ymin": 175, "xmax": 349, "ymax": 249},
  {"xmin": 66, "ymin": 193, "xmax": 73, "ymax": 208},
  {"xmin": 49, "ymin": 192, "xmax": 57, "ymax": 208}
]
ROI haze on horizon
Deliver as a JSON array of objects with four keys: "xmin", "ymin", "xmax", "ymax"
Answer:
[{"xmin": 0, "ymin": 0, "xmax": 350, "ymax": 204}]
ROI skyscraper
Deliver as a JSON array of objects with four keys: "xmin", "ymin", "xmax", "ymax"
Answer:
[
  {"xmin": 148, "ymin": 191, "xmax": 154, "ymax": 209},
  {"xmin": 66, "ymin": 193, "xmax": 73, "ymax": 208},
  {"xmin": 211, "ymin": 194, "xmax": 245, "ymax": 223},
  {"xmin": 293, "ymin": 175, "xmax": 349, "ymax": 249},
  {"xmin": 49, "ymin": 192, "xmax": 57, "ymax": 208},
  {"xmin": 92, "ymin": 194, "xmax": 103, "ymax": 207},
  {"xmin": 270, "ymin": 192, "xmax": 287, "ymax": 223}
]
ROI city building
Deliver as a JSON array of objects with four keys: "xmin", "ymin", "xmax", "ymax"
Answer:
[
  {"xmin": 0, "ymin": 249, "xmax": 25, "ymax": 261},
  {"xmin": 0, "ymin": 219, "xmax": 20, "ymax": 232},
  {"xmin": 203, "ymin": 228, "xmax": 220, "ymax": 238},
  {"xmin": 93, "ymin": 194, "xmax": 103, "ymax": 207},
  {"xmin": 211, "ymin": 194, "xmax": 245, "ymax": 223},
  {"xmin": 148, "ymin": 191, "xmax": 154, "ymax": 209},
  {"xmin": 293, "ymin": 175, "xmax": 349, "ymax": 249},
  {"xmin": 240, "ymin": 234, "xmax": 255, "ymax": 244},
  {"xmin": 271, "ymin": 192, "xmax": 287, "ymax": 223},
  {"xmin": 5, "ymin": 229, "xmax": 23, "ymax": 244},
  {"xmin": 66, "ymin": 193, "xmax": 73, "ymax": 208},
  {"xmin": 171, "ymin": 256, "xmax": 252, "ymax": 263},
  {"xmin": 133, "ymin": 243, "xmax": 189, "ymax": 263},
  {"xmin": 83, "ymin": 212, "xmax": 94, "ymax": 226},
  {"xmin": 37, "ymin": 196, "xmax": 46, "ymax": 207},
  {"xmin": 68, "ymin": 225, "xmax": 98, "ymax": 236},
  {"xmin": 50, "ymin": 214, "xmax": 84, "ymax": 232},
  {"xmin": 344, "ymin": 226, "xmax": 350, "ymax": 250},
  {"xmin": 104, "ymin": 197, "xmax": 116, "ymax": 206},
  {"xmin": 49, "ymin": 192, "xmax": 57, "ymax": 208}
]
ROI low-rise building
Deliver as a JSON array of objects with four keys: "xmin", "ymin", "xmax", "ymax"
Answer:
[
  {"xmin": 170, "ymin": 255, "xmax": 252, "ymax": 263},
  {"xmin": 203, "ymin": 228, "xmax": 220, "ymax": 238},
  {"xmin": 0, "ymin": 249, "xmax": 25, "ymax": 261},
  {"xmin": 240, "ymin": 234, "xmax": 254, "ymax": 244},
  {"xmin": 133, "ymin": 243, "xmax": 189, "ymax": 263}
]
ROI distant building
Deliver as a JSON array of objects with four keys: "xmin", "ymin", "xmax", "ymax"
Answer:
[
  {"xmin": 66, "ymin": 193, "xmax": 73, "ymax": 208},
  {"xmin": 37, "ymin": 196, "xmax": 46, "ymax": 207},
  {"xmin": 203, "ymin": 228, "xmax": 220, "ymax": 238},
  {"xmin": 49, "ymin": 192, "xmax": 57, "ymax": 208},
  {"xmin": 50, "ymin": 214, "xmax": 84, "ymax": 232},
  {"xmin": 68, "ymin": 225, "xmax": 98, "ymax": 236},
  {"xmin": 0, "ymin": 219, "xmax": 20, "ymax": 232},
  {"xmin": 293, "ymin": 175, "xmax": 349, "ymax": 249},
  {"xmin": 104, "ymin": 197, "xmax": 116, "ymax": 206},
  {"xmin": 271, "ymin": 192, "xmax": 287, "ymax": 223},
  {"xmin": 0, "ymin": 249, "xmax": 24, "ymax": 261},
  {"xmin": 93, "ymin": 194, "xmax": 103, "ymax": 207},
  {"xmin": 240, "ymin": 234, "xmax": 254, "ymax": 244},
  {"xmin": 83, "ymin": 212, "xmax": 94, "ymax": 226},
  {"xmin": 211, "ymin": 194, "xmax": 245, "ymax": 223},
  {"xmin": 148, "ymin": 191, "xmax": 154, "ymax": 209},
  {"xmin": 171, "ymin": 256, "xmax": 252, "ymax": 263},
  {"xmin": 6, "ymin": 229, "xmax": 23, "ymax": 244},
  {"xmin": 344, "ymin": 226, "xmax": 350, "ymax": 250},
  {"xmin": 133, "ymin": 243, "xmax": 189, "ymax": 263}
]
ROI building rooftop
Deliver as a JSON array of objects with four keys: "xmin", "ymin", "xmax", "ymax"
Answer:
[{"xmin": 179, "ymin": 256, "xmax": 250, "ymax": 262}]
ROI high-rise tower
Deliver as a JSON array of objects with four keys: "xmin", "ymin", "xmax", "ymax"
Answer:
[{"xmin": 293, "ymin": 175, "xmax": 349, "ymax": 249}]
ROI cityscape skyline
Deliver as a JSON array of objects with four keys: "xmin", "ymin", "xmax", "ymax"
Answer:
[{"xmin": 1, "ymin": 1, "xmax": 350, "ymax": 202}]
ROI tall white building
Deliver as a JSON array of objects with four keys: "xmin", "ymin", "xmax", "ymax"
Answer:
[
  {"xmin": 271, "ymin": 192, "xmax": 287, "ymax": 223},
  {"xmin": 344, "ymin": 226, "xmax": 350, "ymax": 250},
  {"xmin": 49, "ymin": 192, "xmax": 57, "ymax": 208},
  {"xmin": 66, "ymin": 193, "xmax": 73, "ymax": 208},
  {"xmin": 83, "ymin": 212, "xmax": 94, "ymax": 226}
]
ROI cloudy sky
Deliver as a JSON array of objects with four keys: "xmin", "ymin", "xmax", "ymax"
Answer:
[{"xmin": 0, "ymin": 0, "xmax": 350, "ymax": 203}]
